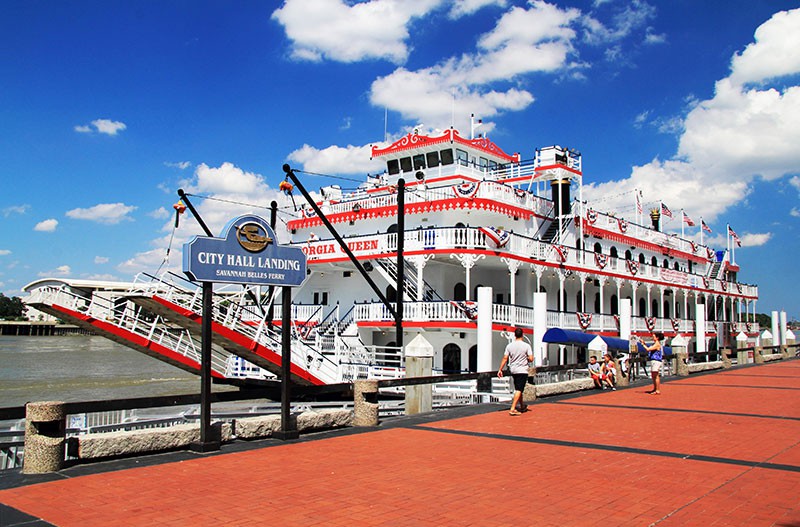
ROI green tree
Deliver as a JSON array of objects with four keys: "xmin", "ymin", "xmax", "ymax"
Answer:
[{"xmin": 0, "ymin": 293, "xmax": 27, "ymax": 320}]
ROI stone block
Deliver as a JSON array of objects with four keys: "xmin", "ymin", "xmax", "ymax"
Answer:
[
  {"xmin": 535, "ymin": 377, "xmax": 594, "ymax": 397},
  {"xmin": 687, "ymin": 361, "xmax": 723, "ymax": 373},
  {"xmin": 78, "ymin": 422, "xmax": 233, "ymax": 460}
]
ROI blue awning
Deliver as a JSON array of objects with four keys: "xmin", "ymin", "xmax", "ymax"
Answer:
[
  {"xmin": 542, "ymin": 328, "xmax": 629, "ymax": 352},
  {"xmin": 542, "ymin": 328, "xmax": 673, "ymax": 355}
]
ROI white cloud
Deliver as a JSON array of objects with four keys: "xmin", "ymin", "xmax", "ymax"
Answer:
[
  {"xmin": 739, "ymin": 232, "xmax": 772, "ymax": 247},
  {"xmin": 74, "ymin": 119, "xmax": 127, "ymax": 136},
  {"xmin": 790, "ymin": 175, "xmax": 800, "ymax": 192},
  {"xmin": 449, "ymin": 0, "xmax": 506, "ymax": 19},
  {"xmin": 165, "ymin": 161, "xmax": 192, "ymax": 170},
  {"xmin": 0, "ymin": 250, "xmax": 10, "ymax": 256},
  {"xmin": 370, "ymin": 1, "xmax": 581, "ymax": 130},
  {"xmin": 34, "ymin": 219, "xmax": 58, "ymax": 232},
  {"xmin": 288, "ymin": 144, "xmax": 385, "ymax": 175},
  {"xmin": 790, "ymin": 207, "xmax": 800, "ymax": 217},
  {"xmin": 38, "ymin": 265, "xmax": 71, "ymax": 278},
  {"xmin": 3, "ymin": 204, "xmax": 30, "ymax": 217},
  {"xmin": 119, "ymin": 162, "xmax": 289, "ymax": 278},
  {"xmin": 272, "ymin": 0, "xmax": 443, "ymax": 64},
  {"xmin": 94, "ymin": 256, "xmax": 109, "ymax": 264},
  {"xmin": 581, "ymin": 0, "xmax": 656, "ymax": 45},
  {"xmin": 728, "ymin": 8, "xmax": 800, "ymax": 86},
  {"xmin": 148, "ymin": 207, "xmax": 171, "ymax": 220},
  {"xmin": 66, "ymin": 203, "xmax": 137, "ymax": 224},
  {"xmin": 588, "ymin": 8, "xmax": 800, "ymax": 224}
]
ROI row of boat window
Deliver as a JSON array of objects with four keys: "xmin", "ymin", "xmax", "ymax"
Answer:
[
  {"xmin": 593, "ymin": 242, "xmax": 690, "ymax": 272},
  {"xmin": 386, "ymin": 148, "xmax": 502, "ymax": 176}
]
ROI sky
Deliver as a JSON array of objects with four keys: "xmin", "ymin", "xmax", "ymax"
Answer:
[{"xmin": 1, "ymin": 0, "xmax": 798, "ymax": 321}]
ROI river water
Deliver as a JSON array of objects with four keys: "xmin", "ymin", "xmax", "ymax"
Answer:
[{"xmin": 0, "ymin": 335, "xmax": 211, "ymax": 408}]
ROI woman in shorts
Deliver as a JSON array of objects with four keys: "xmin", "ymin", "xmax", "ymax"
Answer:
[{"xmin": 644, "ymin": 332, "xmax": 664, "ymax": 395}]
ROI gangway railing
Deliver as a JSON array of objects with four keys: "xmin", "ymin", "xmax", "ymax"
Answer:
[
  {"xmin": 131, "ymin": 273, "xmax": 342, "ymax": 384},
  {"xmin": 26, "ymin": 285, "xmax": 231, "ymax": 377}
]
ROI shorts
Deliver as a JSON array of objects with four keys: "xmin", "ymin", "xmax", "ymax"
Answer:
[
  {"xmin": 511, "ymin": 373, "xmax": 528, "ymax": 392},
  {"xmin": 650, "ymin": 360, "xmax": 663, "ymax": 374}
]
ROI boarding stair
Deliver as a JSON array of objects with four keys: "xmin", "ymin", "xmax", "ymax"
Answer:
[
  {"xmin": 24, "ymin": 285, "xmax": 238, "ymax": 382},
  {"xmin": 126, "ymin": 273, "xmax": 340, "ymax": 385},
  {"xmin": 373, "ymin": 257, "xmax": 443, "ymax": 301}
]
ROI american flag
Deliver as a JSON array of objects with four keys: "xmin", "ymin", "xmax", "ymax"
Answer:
[
  {"xmin": 682, "ymin": 211, "xmax": 695, "ymax": 226},
  {"xmin": 701, "ymin": 220, "xmax": 712, "ymax": 233},
  {"xmin": 661, "ymin": 202, "xmax": 673, "ymax": 219},
  {"xmin": 635, "ymin": 190, "xmax": 642, "ymax": 215},
  {"xmin": 728, "ymin": 225, "xmax": 742, "ymax": 247}
]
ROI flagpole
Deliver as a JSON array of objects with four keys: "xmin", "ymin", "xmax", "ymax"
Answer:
[
  {"xmin": 700, "ymin": 217, "xmax": 704, "ymax": 246},
  {"xmin": 659, "ymin": 201, "xmax": 663, "ymax": 232},
  {"xmin": 681, "ymin": 209, "xmax": 685, "ymax": 239}
]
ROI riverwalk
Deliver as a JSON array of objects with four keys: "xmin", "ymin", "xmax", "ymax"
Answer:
[{"xmin": 1, "ymin": 360, "xmax": 798, "ymax": 526}]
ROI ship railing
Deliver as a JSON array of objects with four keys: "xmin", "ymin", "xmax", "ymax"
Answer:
[
  {"xmin": 583, "ymin": 208, "xmax": 709, "ymax": 258},
  {"xmin": 352, "ymin": 300, "xmax": 535, "ymax": 326},
  {"xmin": 317, "ymin": 177, "xmax": 553, "ymax": 220}
]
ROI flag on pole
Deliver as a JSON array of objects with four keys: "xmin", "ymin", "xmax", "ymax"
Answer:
[
  {"xmin": 728, "ymin": 225, "xmax": 742, "ymax": 247},
  {"xmin": 682, "ymin": 211, "xmax": 695, "ymax": 226},
  {"xmin": 661, "ymin": 202, "xmax": 673, "ymax": 219},
  {"xmin": 701, "ymin": 220, "xmax": 712, "ymax": 233},
  {"xmin": 635, "ymin": 190, "xmax": 642, "ymax": 215}
]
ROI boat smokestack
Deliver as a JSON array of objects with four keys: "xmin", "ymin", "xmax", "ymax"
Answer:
[
  {"xmin": 550, "ymin": 179, "xmax": 571, "ymax": 216},
  {"xmin": 650, "ymin": 208, "xmax": 661, "ymax": 231}
]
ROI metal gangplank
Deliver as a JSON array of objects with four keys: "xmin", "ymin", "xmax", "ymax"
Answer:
[
  {"xmin": 24, "ymin": 285, "xmax": 235, "ymax": 381},
  {"xmin": 126, "ymin": 274, "xmax": 341, "ymax": 386}
]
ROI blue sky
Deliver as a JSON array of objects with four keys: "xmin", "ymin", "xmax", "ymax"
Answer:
[{"xmin": 1, "ymin": 0, "xmax": 798, "ymax": 320}]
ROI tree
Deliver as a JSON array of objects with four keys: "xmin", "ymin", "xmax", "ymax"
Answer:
[{"xmin": 0, "ymin": 293, "xmax": 27, "ymax": 320}]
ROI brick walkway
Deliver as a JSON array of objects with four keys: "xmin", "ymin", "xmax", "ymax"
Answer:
[{"xmin": 1, "ymin": 360, "xmax": 798, "ymax": 527}]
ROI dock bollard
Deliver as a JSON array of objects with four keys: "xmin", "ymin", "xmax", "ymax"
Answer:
[
  {"xmin": 671, "ymin": 335, "xmax": 688, "ymax": 377},
  {"xmin": 23, "ymin": 401, "xmax": 66, "ymax": 474},
  {"xmin": 522, "ymin": 366, "xmax": 538, "ymax": 402},
  {"xmin": 736, "ymin": 336, "xmax": 748, "ymax": 365},
  {"xmin": 721, "ymin": 348, "xmax": 732, "ymax": 369},
  {"xmin": 754, "ymin": 346, "xmax": 765, "ymax": 364},
  {"xmin": 353, "ymin": 380, "xmax": 379, "ymax": 426}
]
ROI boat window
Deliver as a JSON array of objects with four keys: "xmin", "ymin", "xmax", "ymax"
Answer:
[
  {"xmin": 610, "ymin": 295, "xmax": 618, "ymax": 315},
  {"xmin": 651, "ymin": 256, "xmax": 658, "ymax": 267},
  {"xmin": 479, "ymin": 157, "xmax": 488, "ymax": 169},
  {"xmin": 386, "ymin": 285, "xmax": 397, "ymax": 303},
  {"xmin": 673, "ymin": 262, "xmax": 680, "ymax": 271},
  {"xmin": 426, "ymin": 151, "xmax": 440, "ymax": 168},
  {"xmin": 593, "ymin": 243, "xmax": 602, "ymax": 254},
  {"xmin": 638, "ymin": 253, "xmax": 645, "ymax": 264},
  {"xmin": 688, "ymin": 261, "xmax": 693, "ymax": 273},
  {"xmin": 399, "ymin": 157, "xmax": 413, "ymax": 173},
  {"xmin": 443, "ymin": 343, "xmax": 461, "ymax": 373},
  {"xmin": 624, "ymin": 250, "xmax": 632, "ymax": 260},
  {"xmin": 387, "ymin": 159, "xmax": 400, "ymax": 175},
  {"xmin": 663, "ymin": 258, "xmax": 669, "ymax": 268},
  {"xmin": 639, "ymin": 298, "xmax": 646, "ymax": 316},
  {"xmin": 440, "ymin": 149, "xmax": 454, "ymax": 165},
  {"xmin": 663, "ymin": 301, "xmax": 670, "ymax": 319},
  {"xmin": 413, "ymin": 154, "xmax": 426, "ymax": 170},
  {"xmin": 489, "ymin": 160, "xmax": 498, "ymax": 170},
  {"xmin": 609, "ymin": 246, "xmax": 618, "ymax": 258},
  {"xmin": 594, "ymin": 293, "xmax": 600, "ymax": 313},
  {"xmin": 651, "ymin": 299, "xmax": 659, "ymax": 318},
  {"xmin": 456, "ymin": 149, "xmax": 468, "ymax": 166},
  {"xmin": 313, "ymin": 291, "xmax": 329, "ymax": 306},
  {"xmin": 454, "ymin": 283, "xmax": 466, "ymax": 301}
]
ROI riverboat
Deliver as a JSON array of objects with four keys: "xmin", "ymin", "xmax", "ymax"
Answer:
[{"xmin": 23, "ymin": 127, "xmax": 760, "ymax": 386}]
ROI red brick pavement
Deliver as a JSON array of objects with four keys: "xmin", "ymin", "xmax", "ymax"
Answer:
[{"xmin": 1, "ymin": 361, "xmax": 798, "ymax": 526}]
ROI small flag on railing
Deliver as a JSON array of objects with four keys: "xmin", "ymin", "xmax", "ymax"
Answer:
[
  {"xmin": 701, "ymin": 219, "xmax": 712, "ymax": 233},
  {"xmin": 661, "ymin": 202, "xmax": 673, "ymax": 219},
  {"xmin": 682, "ymin": 211, "xmax": 695, "ymax": 226}
]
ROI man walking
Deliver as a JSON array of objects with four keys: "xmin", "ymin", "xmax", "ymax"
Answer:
[{"xmin": 498, "ymin": 328, "xmax": 534, "ymax": 415}]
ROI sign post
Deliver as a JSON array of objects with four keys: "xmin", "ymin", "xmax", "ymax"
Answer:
[{"xmin": 184, "ymin": 214, "xmax": 308, "ymax": 447}]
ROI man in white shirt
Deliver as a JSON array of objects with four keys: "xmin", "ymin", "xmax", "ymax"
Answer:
[{"xmin": 498, "ymin": 328, "xmax": 534, "ymax": 415}]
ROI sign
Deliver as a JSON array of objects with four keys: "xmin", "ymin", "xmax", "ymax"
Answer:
[{"xmin": 183, "ymin": 214, "xmax": 307, "ymax": 286}]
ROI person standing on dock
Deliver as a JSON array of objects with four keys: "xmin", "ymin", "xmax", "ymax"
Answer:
[
  {"xmin": 498, "ymin": 328, "xmax": 534, "ymax": 415},
  {"xmin": 644, "ymin": 332, "xmax": 664, "ymax": 395}
]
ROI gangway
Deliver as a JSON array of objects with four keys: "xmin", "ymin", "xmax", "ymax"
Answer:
[
  {"xmin": 25, "ymin": 285, "xmax": 233, "ymax": 381},
  {"xmin": 126, "ymin": 274, "xmax": 341, "ymax": 386}
]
